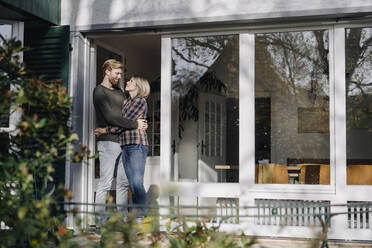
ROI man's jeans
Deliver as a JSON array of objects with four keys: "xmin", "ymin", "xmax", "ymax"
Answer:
[
  {"xmin": 122, "ymin": 144, "xmax": 148, "ymax": 215},
  {"xmin": 95, "ymin": 141, "xmax": 129, "ymax": 224}
]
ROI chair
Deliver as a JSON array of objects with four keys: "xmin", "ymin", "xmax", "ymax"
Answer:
[
  {"xmin": 255, "ymin": 164, "xmax": 288, "ymax": 184},
  {"xmin": 298, "ymin": 164, "xmax": 330, "ymax": 185},
  {"xmin": 347, "ymin": 165, "xmax": 372, "ymax": 185}
]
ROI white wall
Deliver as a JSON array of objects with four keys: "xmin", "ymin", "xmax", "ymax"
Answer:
[{"xmin": 61, "ymin": 0, "xmax": 372, "ymax": 30}]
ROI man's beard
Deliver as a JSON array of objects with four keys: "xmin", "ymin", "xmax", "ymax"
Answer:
[{"xmin": 109, "ymin": 77, "xmax": 119, "ymax": 86}]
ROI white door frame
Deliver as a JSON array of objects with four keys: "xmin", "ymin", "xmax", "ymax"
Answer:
[{"xmin": 66, "ymin": 32, "xmax": 92, "ymax": 229}]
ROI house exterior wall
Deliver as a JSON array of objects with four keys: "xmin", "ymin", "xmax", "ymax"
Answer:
[
  {"xmin": 0, "ymin": 0, "xmax": 60, "ymax": 24},
  {"xmin": 61, "ymin": 0, "xmax": 372, "ymax": 30}
]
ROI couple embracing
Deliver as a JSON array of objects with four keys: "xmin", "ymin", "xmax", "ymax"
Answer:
[{"xmin": 93, "ymin": 59, "xmax": 150, "ymax": 226}]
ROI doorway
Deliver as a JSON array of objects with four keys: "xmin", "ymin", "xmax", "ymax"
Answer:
[{"xmin": 90, "ymin": 34, "xmax": 161, "ymax": 208}]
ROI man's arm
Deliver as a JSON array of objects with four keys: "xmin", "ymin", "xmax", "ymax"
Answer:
[{"xmin": 93, "ymin": 88, "xmax": 138, "ymax": 129}]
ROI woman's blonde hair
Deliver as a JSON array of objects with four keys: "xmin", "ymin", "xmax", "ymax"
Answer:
[{"xmin": 131, "ymin": 76, "xmax": 150, "ymax": 98}]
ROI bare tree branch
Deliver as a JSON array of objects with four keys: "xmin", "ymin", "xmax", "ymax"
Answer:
[{"xmin": 172, "ymin": 47, "xmax": 209, "ymax": 68}]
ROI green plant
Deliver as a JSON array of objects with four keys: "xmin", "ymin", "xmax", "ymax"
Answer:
[
  {"xmin": 167, "ymin": 218, "xmax": 255, "ymax": 248},
  {"xmin": 0, "ymin": 36, "xmax": 88, "ymax": 247}
]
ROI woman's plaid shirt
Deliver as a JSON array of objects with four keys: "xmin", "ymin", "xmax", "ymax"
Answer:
[{"xmin": 119, "ymin": 95, "xmax": 148, "ymax": 146}]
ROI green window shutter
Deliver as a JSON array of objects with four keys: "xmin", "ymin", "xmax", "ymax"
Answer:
[
  {"xmin": 23, "ymin": 25, "xmax": 70, "ymax": 191},
  {"xmin": 24, "ymin": 25, "xmax": 69, "ymax": 88}
]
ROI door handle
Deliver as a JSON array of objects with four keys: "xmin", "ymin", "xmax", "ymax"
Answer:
[{"xmin": 201, "ymin": 140, "xmax": 207, "ymax": 155}]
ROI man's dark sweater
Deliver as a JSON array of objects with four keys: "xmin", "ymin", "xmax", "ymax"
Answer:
[{"xmin": 93, "ymin": 85, "xmax": 138, "ymax": 143}]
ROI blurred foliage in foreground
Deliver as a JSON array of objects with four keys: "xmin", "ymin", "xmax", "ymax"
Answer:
[{"xmin": 0, "ymin": 36, "xmax": 91, "ymax": 247}]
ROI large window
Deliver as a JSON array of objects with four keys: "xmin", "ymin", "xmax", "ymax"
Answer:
[
  {"xmin": 171, "ymin": 35, "xmax": 239, "ymax": 183},
  {"xmin": 0, "ymin": 24, "xmax": 13, "ymax": 129},
  {"xmin": 254, "ymin": 30, "xmax": 330, "ymax": 184},
  {"xmin": 346, "ymin": 27, "xmax": 372, "ymax": 185}
]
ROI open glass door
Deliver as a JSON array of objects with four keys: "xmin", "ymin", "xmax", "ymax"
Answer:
[{"xmin": 169, "ymin": 34, "xmax": 240, "ymax": 219}]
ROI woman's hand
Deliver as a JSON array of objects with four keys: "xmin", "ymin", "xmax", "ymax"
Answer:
[{"xmin": 94, "ymin": 128, "xmax": 106, "ymax": 136}]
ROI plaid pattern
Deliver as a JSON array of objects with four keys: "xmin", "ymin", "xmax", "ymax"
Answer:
[{"xmin": 119, "ymin": 95, "xmax": 148, "ymax": 146}]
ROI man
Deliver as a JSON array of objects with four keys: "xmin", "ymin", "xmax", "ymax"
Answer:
[{"xmin": 93, "ymin": 59, "xmax": 146, "ymax": 226}]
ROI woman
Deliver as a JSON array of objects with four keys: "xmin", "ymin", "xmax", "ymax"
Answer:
[{"xmin": 96, "ymin": 76, "xmax": 150, "ymax": 216}]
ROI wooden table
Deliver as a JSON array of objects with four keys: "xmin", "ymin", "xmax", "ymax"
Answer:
[
  {"xmin": 214, "ymin": 165, "xmax": 239, "ymax": 182},
  {"xmin": 287, "ymin": 166, "xmax": 301, "ymax": 184}
]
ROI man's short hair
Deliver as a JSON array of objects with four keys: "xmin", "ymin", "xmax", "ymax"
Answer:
[{"xmin": 102, "ymin": 59, "xmax": 123, "ymax": 77}]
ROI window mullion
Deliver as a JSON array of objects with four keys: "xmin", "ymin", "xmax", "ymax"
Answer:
[
  {"xmin": 333, "ymin": 26, "xmax": 347, "ymax": 191},
  {"xmin": 239, "ymin": 33, "xmax": 255, "ymax": 185}
]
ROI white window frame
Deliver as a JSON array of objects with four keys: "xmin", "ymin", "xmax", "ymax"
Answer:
[
  {"xmin": 242, "ymin": 25, "xmax": 336, "ymax": 195},
  {"xmin": 0, "ymin": 21, "xmax": 24, "ymax": 135},
  {"xmin": 160, "ymin": 25, "xmax": 340, "ymax": 200}
]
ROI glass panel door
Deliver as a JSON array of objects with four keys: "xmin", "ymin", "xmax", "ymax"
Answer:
[{"xmin": 171, "ymin": 34, "xmax": 239, "ymax": 183}]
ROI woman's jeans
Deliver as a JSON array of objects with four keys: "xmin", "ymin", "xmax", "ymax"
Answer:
[{"xmin": 122, "ymin": 144, "xmax": 148, "ymax": 215}]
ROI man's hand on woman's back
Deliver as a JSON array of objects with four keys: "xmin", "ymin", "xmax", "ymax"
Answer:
[{"xmin": 137, "ymin": 119, "xmax": 148, "ymax": 131}]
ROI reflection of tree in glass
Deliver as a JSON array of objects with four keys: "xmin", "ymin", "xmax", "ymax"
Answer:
[
  {"xmin": 346, "ymin": 28, "xmax": 372, "ymax": 96},
  {"xmin": 172, "ymin": 36, "xmax": 235, "ymax": 94},
  {"xmin": 171, "ymin": 35, "xmax": 238, "ymax": 138},
  {"xmin": 256, "ymin": 30, "xmax": 329, "ymax": 105},
  {"xmin": 346, "ymin": 28, "xmax": 372, "ymax": 132},
  {"xmin": 255, "ymin": 31, "xmax": 331, "ymax": 166}
]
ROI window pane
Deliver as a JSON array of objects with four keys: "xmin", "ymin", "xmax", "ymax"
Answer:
[
  {"xmin": 147, "ymin": 93, "xmax": 161, "ymax": 157},
  {"xmin": 171, "ymin": 35, "xmax": 239, "ymax": 183},
  {"xmin": 0, "ymin": 132, "xmax": 9, "ymax": 159},
  {"xmin": 346, "ymin": 27, "xmax": 372, "ymax": 185},
  {"xmin": 255, "ymin": 30, "xmax": 330, "ymax": 184},
  {"xmin": 0, "ymin": 24, "xmax": 12, "ymax": 128},
  {"xmin": 0, "ymin": 24, "xmax": 12, "ymax": 45}
]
